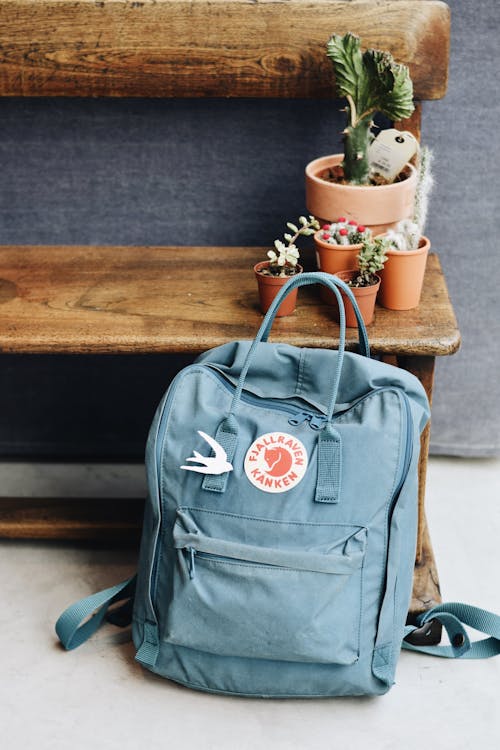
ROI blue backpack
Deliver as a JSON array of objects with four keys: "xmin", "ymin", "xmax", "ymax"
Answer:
[{"xmin": 56, "ymin": 273, "xmax": 500, "ymax": 697}]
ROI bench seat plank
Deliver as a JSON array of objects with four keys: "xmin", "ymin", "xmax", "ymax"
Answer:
[
  {"xmin": 0, "ymin": 0, "xmax": 450, "ymax": 99},
  {"xmin": 0, "ymin": 245, "xmax": 460, "ymax": 356}
]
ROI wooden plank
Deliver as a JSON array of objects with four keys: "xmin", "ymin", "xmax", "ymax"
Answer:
[
  {"xmin": 0, "ymin": 247, "xmax": 461, "ymax": 356},
  {"xmin": 410, "ymin": 515, "xmax": 442, "ymax": 614},
  {"xmin": 0, "ymin": 496, "xmax": 143, "ymax": 542},
  {"xmin": 0, "ymin": 0, "xmax": 450, "ymax": 99}
]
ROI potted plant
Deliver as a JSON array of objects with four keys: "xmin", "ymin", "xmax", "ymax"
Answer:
[
  {"xmin": 378, "ymin": 147, "xmax": 433, "ymax": 310},
  {"xmin": 314, "ymin": 218, "xmax": 371, "ymax": 275},
  {"xmin": 254, "ymin": 215, "xmax": 319, "ymax": 317},
  {"xmin": 305, "ymin": 32, "xmax": 417, "ymax": 233},
  {"xmin": 323, "ymin": 236, "xmax": 390, "ymax": 327}
]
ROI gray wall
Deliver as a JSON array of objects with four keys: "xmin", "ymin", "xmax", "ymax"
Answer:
[
  {"xmin": 0, "ymin": 0, "xmax": 497, "ymax": 458},
  {"xmin": 422, "ymin": 0, "xmax": 500, "ymax": 455}
]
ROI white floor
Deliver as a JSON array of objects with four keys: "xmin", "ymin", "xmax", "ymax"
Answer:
[{"xmin": 1, "ymin": 457, "xmax": 499, "ymax": 750}]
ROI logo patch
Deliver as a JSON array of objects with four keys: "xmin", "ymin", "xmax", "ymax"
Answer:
[{"xmin": 244, "ymin": 432, "xmax": 308, "ymax": 493}]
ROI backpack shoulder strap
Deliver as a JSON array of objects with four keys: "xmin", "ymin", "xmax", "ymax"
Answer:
[
  {"xmin": 403, "ymin": 602, "xmax": 500, "ymax": 658},
  {"xmin": 55, "ymin": 576, "xmax": 136, "ymax": 650}
]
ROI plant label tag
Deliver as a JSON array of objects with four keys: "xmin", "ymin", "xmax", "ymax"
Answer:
[{"xmin": 368, "ymin": 129, "xmax": 418, "ymax": 181}]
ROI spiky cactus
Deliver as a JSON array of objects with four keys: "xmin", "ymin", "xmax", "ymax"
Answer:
[
  {"xmin": 413, "ymin": 146, "xmax": 434, "ymax": 234},
  {"xmin": 326, "ymin": 32, "xmax": 415, "ymax": 185},
  {"xmin": 385, "ymin": 219, "xmax": 421, "ymax": 251},
  {"xmin": 385, "ymin": 147, "xmax": 435, "ymax": 250}
]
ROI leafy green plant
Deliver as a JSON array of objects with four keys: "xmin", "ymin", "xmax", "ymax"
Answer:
[
  {"xmin": 261, "ymin": 215, "xmax": 320, "ymax": 277},
  {"xmin": 326, "ymin": 32, "xmax": 414, "ymax": 186},
  {"xmin": 349, "ymin": 236, "xmax": 390, "ymax": 287}
]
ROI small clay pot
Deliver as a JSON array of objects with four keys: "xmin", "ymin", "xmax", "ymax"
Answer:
[
  {"xmin": 378, "ymin": 235, "xmax": 430, "ymax": 310},
  {"xmin": 305, "ymin": 154, "xmax": 417, "ymax": 234},
  {"xmin": 254, "ymin": 261, "xmax": 303, "ymax": 317},
  {"xmin": 314, "ymin": 229, "xmax": 361, "ymax": 275},
  {"xmin": 321, "ymin": 269, "xmax": 380, "ymax": 327}
]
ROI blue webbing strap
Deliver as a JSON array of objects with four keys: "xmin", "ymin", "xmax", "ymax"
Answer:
[
  {"xmin": 55, "ymin": 575, "xmax": 136, "ymax": 651},
  {"xmin": 403, "ymin": 602, "xmax": 500, "ymax": 658}
]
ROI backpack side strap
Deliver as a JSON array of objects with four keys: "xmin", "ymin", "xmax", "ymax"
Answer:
[
  {"xmin": 403, "ymin": 602, "xmax": 500, "ymax": 658},
  {"xmin": 55, "ymin": 576, "xmax": 136, "ymax": 650}
]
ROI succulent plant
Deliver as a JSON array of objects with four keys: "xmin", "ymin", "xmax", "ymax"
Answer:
[
  {"xmin": 263, "ymin": 215, "xmax": 320, "ymax": 277},
  {"xmin": 349, "ymin": 236, "xmax": 390, "ymax": 287},
  {"xmin": 326, "ymin": 32, "xmax": 415, "ymax": 186},
  {"xmin": 319, "ymin": 217, "xmax": 371, "ymax": 245}
]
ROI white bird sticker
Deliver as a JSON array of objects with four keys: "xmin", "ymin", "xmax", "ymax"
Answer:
[{"xmin": 180, "ymin": 431, "xmax": 234, "ymax": 475}]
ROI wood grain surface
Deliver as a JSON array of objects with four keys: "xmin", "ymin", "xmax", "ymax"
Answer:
[
  {"xmin": 0, "ymin": 0, "xmax": 450, "ymax": 98},
  {"xmin": 410, "ymin": 516, "xmax": 442, "ymax": 613},
  {"xmin": 0, "ymin": 246, "xmax": 460, "ymax": 356},
  {"xmin": 0, "ymin": 496, "xmax": 143, "ymax": 542}
]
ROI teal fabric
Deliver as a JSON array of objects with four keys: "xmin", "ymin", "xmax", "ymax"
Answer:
[
  {"xmin": 129, "ymin": 272, "xmax": 431, "ymax": 696},
  {"xmin": 55, "ymin": 577, "xmax": 136, "ymax": 650},
  {"xmin": 55, "ymin": 271, "xmax": 500, "ymax": 696},
  {"xmin": 403, "ymin": 603, "xmax": 500, "ymax": 659}
]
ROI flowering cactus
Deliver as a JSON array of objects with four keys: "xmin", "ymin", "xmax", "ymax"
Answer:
[
  {"xmin": 264, "ymin": 215, "xmax": 320, "ymax": 277},
  {"xmin": 320, "ymin": 218, "xmax": 371, "ymax": 245}
]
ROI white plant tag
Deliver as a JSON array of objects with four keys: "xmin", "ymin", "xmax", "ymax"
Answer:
[{"xmin": 368, "ymin": 129, "xmax": 418, "ymax": 181}]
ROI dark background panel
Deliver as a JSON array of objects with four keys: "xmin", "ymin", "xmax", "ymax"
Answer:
[
  {"xmin": 0, "ymin": 0, "xmax": 498, "ymax": 458},
  {"xmin": 0, "ymin": 354, "xmax": 195, "ymax": 459},
  {"xmin": 0, "ymin": 97, "xmax": 340, "ymax": 247}
]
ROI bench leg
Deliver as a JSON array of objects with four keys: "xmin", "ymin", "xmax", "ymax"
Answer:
[{"xmin": 396, "ymin": 355, "xmax": 442, "ymax": 642}]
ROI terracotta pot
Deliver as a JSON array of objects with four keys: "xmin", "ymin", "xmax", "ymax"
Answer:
[
  {"xmin": 378, "ymin": 235, "xmax": 430, "ymax": 310},
  {"xmin": 322, "ymin": 269, "xmax": 380, "ymax": 328},
  {"xmin": 305, "ymin": 154, "xmax": 417, "ymax": 234},
  {"xmin": 254, "ymin": 261, "xmax": 303, "ymax": 317},
  {"xmin": 314, "ymin": 229, "xmax": 361, "ymax": 275}
]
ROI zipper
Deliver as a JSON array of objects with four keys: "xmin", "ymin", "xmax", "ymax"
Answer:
[
  {"xmin": 376, "ymin": 388, "xmax": 414, "ymax": 615},
  {"xmin": 392, "ymin": 390, "xmax": 413, "ymax": 502},
  {"xmin": 184, "ymin": 548, "xmax": 287, "ymax": 579},
  {"xmin": 205, "ymin": 366, "xmax": 328, "ymax": 430}
]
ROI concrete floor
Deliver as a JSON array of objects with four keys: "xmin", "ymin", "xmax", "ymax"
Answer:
[{"xmin": 1, "ymin": 456, "xmax": 499, "ymax": 750}]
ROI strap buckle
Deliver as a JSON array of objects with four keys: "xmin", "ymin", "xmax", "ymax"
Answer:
[{"xmin": 404, "ymin": 617, "xmax": 442, "ymax": 646}]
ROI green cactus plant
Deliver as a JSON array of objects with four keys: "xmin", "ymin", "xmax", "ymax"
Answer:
[{"xmin": 326, "ymin": 32, "xmax": 415, "ymax": 186}]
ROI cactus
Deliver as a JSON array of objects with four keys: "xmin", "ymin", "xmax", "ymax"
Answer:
[
  {"xmin": 385, "ymin": 219, "xmax": 421, "ymax": 252},
  {"xmin": 413, "ymin": 146, "xmax": 434, "ymax": 235},
  {"xmin": 264, "ymin": 215, "xmax": 320, "ymax": 277},
  {"xmin": 326, "ymin": 32, "xmax": 415, "ymax": 186},
  {"xmin": 385, "ymin": 147, "xmax": 435, "ymax": 250},
  {"xmin": 320, "ymin": 218, "xmax": 371, "ymax": 245}
]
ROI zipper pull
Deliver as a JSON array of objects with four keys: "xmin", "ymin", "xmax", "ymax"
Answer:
[
  {"xmin": 187, "ymin": 547, "xmax": 196, "ymax": 579},
  {"xmin": 309, "ymin": 415, "xmax": 328, "ymax": 430},
  {"xmin": 288, "ymin": 411, "xmax": 310, "ymax": 426}
]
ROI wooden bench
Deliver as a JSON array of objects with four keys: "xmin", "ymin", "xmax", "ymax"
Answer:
[{"xmin": 0, "ymin": 1, "xmax": 455, "ymax": 624}]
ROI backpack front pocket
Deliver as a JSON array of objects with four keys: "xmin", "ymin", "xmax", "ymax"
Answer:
[{"xmin": 165, "ymin": 508, "xmax": 367, "ymax": 665}]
